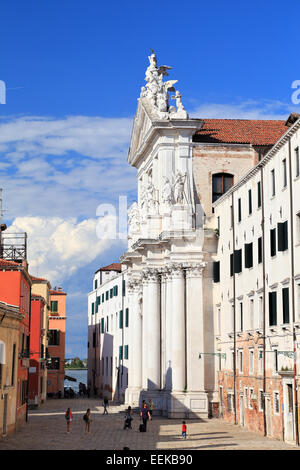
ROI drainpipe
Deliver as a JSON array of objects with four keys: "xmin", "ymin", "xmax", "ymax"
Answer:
[
  {"xmin": 231, "ymin": 193, "xmax": 237, "ymax": 425},
  {"xmin": 288, "ymin": 137, "xmax": 299, "ymax": 446},
  {"xmin": 260, "ymin": 165, "xmax": 267, "ymax": 437}
]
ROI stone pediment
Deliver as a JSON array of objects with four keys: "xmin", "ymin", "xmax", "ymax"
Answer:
[{"xmin": 128, "ymin": 99, "xmax": 154, "ymax": 166}]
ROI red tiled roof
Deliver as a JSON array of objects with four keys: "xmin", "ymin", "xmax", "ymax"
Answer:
[
  {"xmin": 194, "ymin": 119, "xmax": 288, "ymax": 145},
  {"xmin": 0, "ymin": 258, "xmax": 21, "ymax": 267},
  {"xmin": 96, "ymin": 262, "xmax": 122, "ymax": 273},
  {"xmin": 50, "ymin": 289, "xmax": 66, "ymax": 295}
]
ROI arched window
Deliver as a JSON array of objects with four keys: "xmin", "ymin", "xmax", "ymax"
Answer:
[{"xmin": 212, "ymin": 173, "xmax": 234, "ymax": 203}]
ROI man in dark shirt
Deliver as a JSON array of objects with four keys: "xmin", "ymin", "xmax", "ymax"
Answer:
[{"xmin": 140, "ymin": 403, "xmax": 151, "ymax": 431}]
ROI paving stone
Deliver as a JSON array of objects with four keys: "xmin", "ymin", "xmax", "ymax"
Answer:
[{"xmin": 0, "ymin": 397, "xmax": 298, "ymax": 450}]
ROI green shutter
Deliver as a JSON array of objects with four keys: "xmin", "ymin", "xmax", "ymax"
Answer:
[
  {"xmin": 92, "ymin": 303, "xmax": 95, "ymax": 315},
  {"xmin": 102, "ymin": 293, "xmax": 104, "ymax": 303},
  {"xmin": 101, "ymin": 318, "xmax": 104, "ymax": 334},
  {"xmin": 125, "ymin": 308, "xmax": 129, "ymax": 327},
  {"xmin": 124, "ymin": 345, "xmax": 128, "ymax": 360},
  {"xmin": 278, "ymin": 221, "xmax": 288, "ymax": 252},
  {"xmin": 269, "ymin": 292, "xmax": 277, "ymax": 326},
  {"xmin": 119, "ymin": 346, "xmax": 123, "ymax": 360},
  {"xmin": 110, "ymin": 288, "xmax": 113, "ymax": 299},
  {"xmin": 106, "ymin": 291, "xmax": 109, "ymax": 301},
  {"xmin": 282, "ymin": 288, "xmax": 289, "ymax": 324},
  {"xmin": 119, "ymin": 310, "xmax": 123, "ymax": 329},
  {"xmin": 114, "ymin": 285, "xmax": 118, "ymax": 296},
  {"xmin": 245, "ymin": 243, "xmax": 253, "ymax": 269}
]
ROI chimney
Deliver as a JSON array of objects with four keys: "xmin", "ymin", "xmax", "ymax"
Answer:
[{"xmin": 58, "ymin": 287, "xmax": 62, "ymax": 292}]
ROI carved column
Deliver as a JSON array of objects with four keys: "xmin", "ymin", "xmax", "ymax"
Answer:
[
  {"xmin": 125, "ymin": 276, "xmax": 142, "ymax": 405},
  {"xmin": 164, "ymin": 266, "xmax": 173, "ymax": 391},
  {"xmin": 185, "ymin": 263, "xmax": 206, "ymax": 391},
  {"xmin": 141, "ymin": 267, "xmax": 161, "ymax": 390},
  {"xmin": 170, "ymin": 263, "xmax": 186, "ymax": 392}
]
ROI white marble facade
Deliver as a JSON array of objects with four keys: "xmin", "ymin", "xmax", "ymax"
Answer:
[{"xmin": 122, "ymin": 52, "xmax": 217, "ymax": 417}]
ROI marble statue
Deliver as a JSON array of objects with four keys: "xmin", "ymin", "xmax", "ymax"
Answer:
[
  {"xmin": 173, "ymin": 171, "xmax": 187, "ymax": 204},
  {"xmin": 162, "ymin": 177, "xmax": 173, "ymax": 206},
  {"xmin": 128, "ymin": 202, "xmax": 140, "ymax": 235}
]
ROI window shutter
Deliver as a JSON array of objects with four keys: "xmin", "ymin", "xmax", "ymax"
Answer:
[
  {"xmin": 119, "ymin": 346, "xmax": 123, "ymax": 360},
  {"xmin": 234, "ymin": 249, "xmax": 242, "ymax": 274},
  {"xmin": 124, "ymin": 345, "xmax": 128, "ymax": 360},
  {"xmin": 248, "ymin": 189, "xmax": 252, "ymax": 215},
  {"xmin": 278, "ymin": 221, "xmax": 288, "ymax": 252},
  {"xmin": 245, "ymin": 243, "xmax": 253, "ymax": 269},
  {"xmin": 269, "ymin": 292, "xmax": 277, "ymax": 326},
  {"xmin": 125, "ymin": 308, "xmax": 129, "ymax": 327},
  {"xmin": 282, "ymin": 288, "xmax": 290, "ymax": 324},
  {"xmin": 101, "ymin": 318, "xmax": 104, "ymax": 334},
  {"xmin": 213, "ymin": 261, "xmax": 220, "ymax": 283},
  {"xmin": 92, "ymin": 303, "xmax": 95, "ymax": 315},
  {"xmin": 119, "ymin": 310, "xmax": 123, "ymax": 329},
  {"xmin": 258, "ymin": 237, "xmax": 262, "ymax": 264},
  {"xmin": 257, "ymin": 181, "xmax": 261, "ymax": 208},
  {"xmin": 106, "ymin": 291, "xmax": 109, "ymax": 301},
  {"xmin": 230, "ymin": 253, "xmax": 233, "ymax": 277},
  {"xmin": 270, "ymin": 229, "xmax": 276, "ymax": 257}
]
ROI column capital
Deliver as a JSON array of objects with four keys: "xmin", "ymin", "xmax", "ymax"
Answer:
[
  {"xmin": 184, "ymin": 262, "xmax": 206, "ymax": 278},
  {"xmin": 169, "ymin": 262, "xmax": 185, "ymax": 279},
  {"xmin": 142, "ymin": 267, "xmax": 160, "ymax": 283}
]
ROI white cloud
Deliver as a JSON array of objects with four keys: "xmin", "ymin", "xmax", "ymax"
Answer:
[
  {"xmin": 189, "ymin": 99, "xmax": 293, "ymax": 120},
  {"xmin": 6, "ymin": 215, "xmax": 127, "ymax": 284}
]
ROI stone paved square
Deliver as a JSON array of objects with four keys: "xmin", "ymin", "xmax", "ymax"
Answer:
[{"xmin": 0, "ymin": 398, "xmax": 298, "ymax": 451}]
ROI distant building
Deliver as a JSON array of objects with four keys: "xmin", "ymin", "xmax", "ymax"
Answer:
[
  {"xmin": 87, "ymin": 263, "xmax": 129, "ymax": 401},
  {"xmin": 0, "ymin": 259, "xmax": 32, "ymax": 430},
  {"xmin": 31, "ymin": 276, "xmax": 51, "ymax": 403},
  {"xmin": 28, "ymin": 294, "xmax": 45, "ymax": 408},
  {"xmin": 0, "ymin": 300, "xmax": 23, "ymax": 437},
  {"xmin": 47, "ymin": 288, "xmax": 67, "ymax": 397}
]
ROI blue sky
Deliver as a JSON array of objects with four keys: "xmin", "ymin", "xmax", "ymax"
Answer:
[{"xmin": 0, "ymin": 0, "xmax": 299, "ymax": 358}]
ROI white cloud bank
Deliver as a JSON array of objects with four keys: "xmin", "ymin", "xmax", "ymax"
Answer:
[{"xmin": 7, "ymin": 215, "xmax": 126, "ymax": 284}]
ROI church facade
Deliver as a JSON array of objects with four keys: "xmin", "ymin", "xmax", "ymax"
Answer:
[{"xmin": 119, "ymin": 51, "xmax": 289, "ymax": 418}]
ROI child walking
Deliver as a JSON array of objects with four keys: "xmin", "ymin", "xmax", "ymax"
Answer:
[
  {"xmin": 83, "ymin": 408, "xmax": 91, "ymax": 433},
  {"xmin": 181, "ymin": 421, "xmax": 187, "ymax": 439},
  {"xmin": 65, "ymin": 407, "xmax": 72, "ymax": 433}
]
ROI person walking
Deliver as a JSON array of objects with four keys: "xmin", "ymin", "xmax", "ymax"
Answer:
[
  {"xmin": 103, "ymin": 396, "xmax": 109, "ymax": 415},
  {"xmin": 140, "ymin": 402, "xmax": 151, "ymax": 432},
  {"xmin": 124, "ymin": 406, "xmax": 133, "ymax": 429},
  {"xmin": 65, "ymin": 407, "xmax": 72, "ymax": 433},
  {"xmin": 148, "ymin": 398, "xmax": 154, "ymax": 418},
  {"xmin": 181, "ymin": 421, "xmax": 187, "ymax": 439},
  {"xmin": 83, "ymin": 408, "xmax": 91, "ymax": 433}
]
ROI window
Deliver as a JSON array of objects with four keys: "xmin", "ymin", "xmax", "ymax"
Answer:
[
  {"xmin": 282, "ymin": 287, "xmax": 290, "ymax": 324},
  {"xmin": 250, "ymin": 299, "xmax": 254, "ymax": 330},
  {"xmin": 296, "ymin": 147, "xmax": 300, "ymax": 177},
  {"xmin": 212, "ymin": 173, "xmax": 234, "ymax": 203},
  {"xmin": 105, "ymin": 291, "xmax": 109, "ymax": 301},
  {"xmin": 119, "ymin": 310, "xmax": 123, "ymax": 329},
  {"xmin": 47, "ymin": 357, "xmax": 60, "ymax": 370},
  {"xmin": 48, "ymin": 329, "xmax": 60, "ymax": 346},
  {"xmin": 102, "ymin": 293, "xmax": 104, "ymax": 303},
  {"xmin": 239, "ymin": 302, "xmax": 243, "ymax": 332},
  {"xmin": 124, "ymin": 345, "xmax": 128, "ymax": 360},
  {"xmin": 119, "ymin": 346, "xmax": 123, "ymax": 360},
  {"xmin": 248, "ymin": 189, "xmax": 252, "ymax": 215},
  {"xmin": 258, "ymin": 349, "xmax": 263, "ymax": 376},
  {"xmin": 274, "ymin": 349, "xmax": 278, "ymax": 373},
  {"xmin": 258, "ymin": 237, "xmax": 262, "ymax": 264},
  {"xmin": 101, "ymin": 318, "xmax": 104, "ymax": 334},
  {"xmin": 227, "ymin": 393, "xmax": 233, "ymax": 413},
  {"xmin": 278, "ymin": 221, "xmax": 288, "ymax": 252},
  {"xmin": 234, "ymin": 249, "xmax": 242, "ymax": 274},
  {"xmin": 213, "ymin": 261, "xmax": 220, "ymax": 283},
  {"xmin": 125, "ymin": 308, "xmax": 129, "ymax": 327},
  {"xmin": 110, "ymin": 288, "xmax": 113, "ymax": 299},
  {"xmin": 113, "ymin": 285, "xmax": 118, "ymax": 296},
  {"xmin": 269, "ymin": 292, "xmax": 277, "ymax": 326},
  {"xmin": 12, "ymin": 343, "xmax": 16, "ymax": 386},
  {"xmin": 271, "ymin": 169, "xmax": 276, "ymax": 196},
  {"xmin": 274, "ymin": 391, "xmax": 280, "ymax": 414},
  {"xmin": 258, "ymin": 296, "xmax": 263, "ymax": 328},
  {"xmin": 282, "ymin": 159, "xmax": 287, "ymax": 188},
  {"xmin": 230, "ymin": 253, "xmax": 233, "ymax": 277},
  {"xmin": 257, "ymin": 181, "xmax": 261, "ymax": 208},
  {"xmin": 238, "ymin": 198, "xmax": 242, "ymax": 222},
  {"xmin": 259, "ymin": 390, "xmax": 264, "ymax": 412},
  {"xmin": 238, "ymin": 350, "xmax": 243, "ymax": 373},
  {"xmin": 249, "ymin": 349, "xmax": 254, "ymax": 374},
  {"xmin": 51, "ymin": 301, "xmax": 58, "ymax": 313},
  {"xmin": 249, "ymin": 388, "xmax": 254, "ymax": 409},
  {"xmin": 122, "ymin": 280, "xmax": 126, "ymax": 297},
  {"xmin": 270, "ymin": 228, "xmax": 276, "ymax": 257},
  {"xmin": 91, "ymin": 302, "xmax": 95, "ymax": 315},
  {"xmin": 245, "ymin": 243, "xmax": 253, "ymax": 268},
  {"xmin": 106, "ymin": 316, "xmax": 109, "ymax": 332},
  {"xmin": 94, "ymin": 279, "xmax": 98, "ymax": 290}
]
